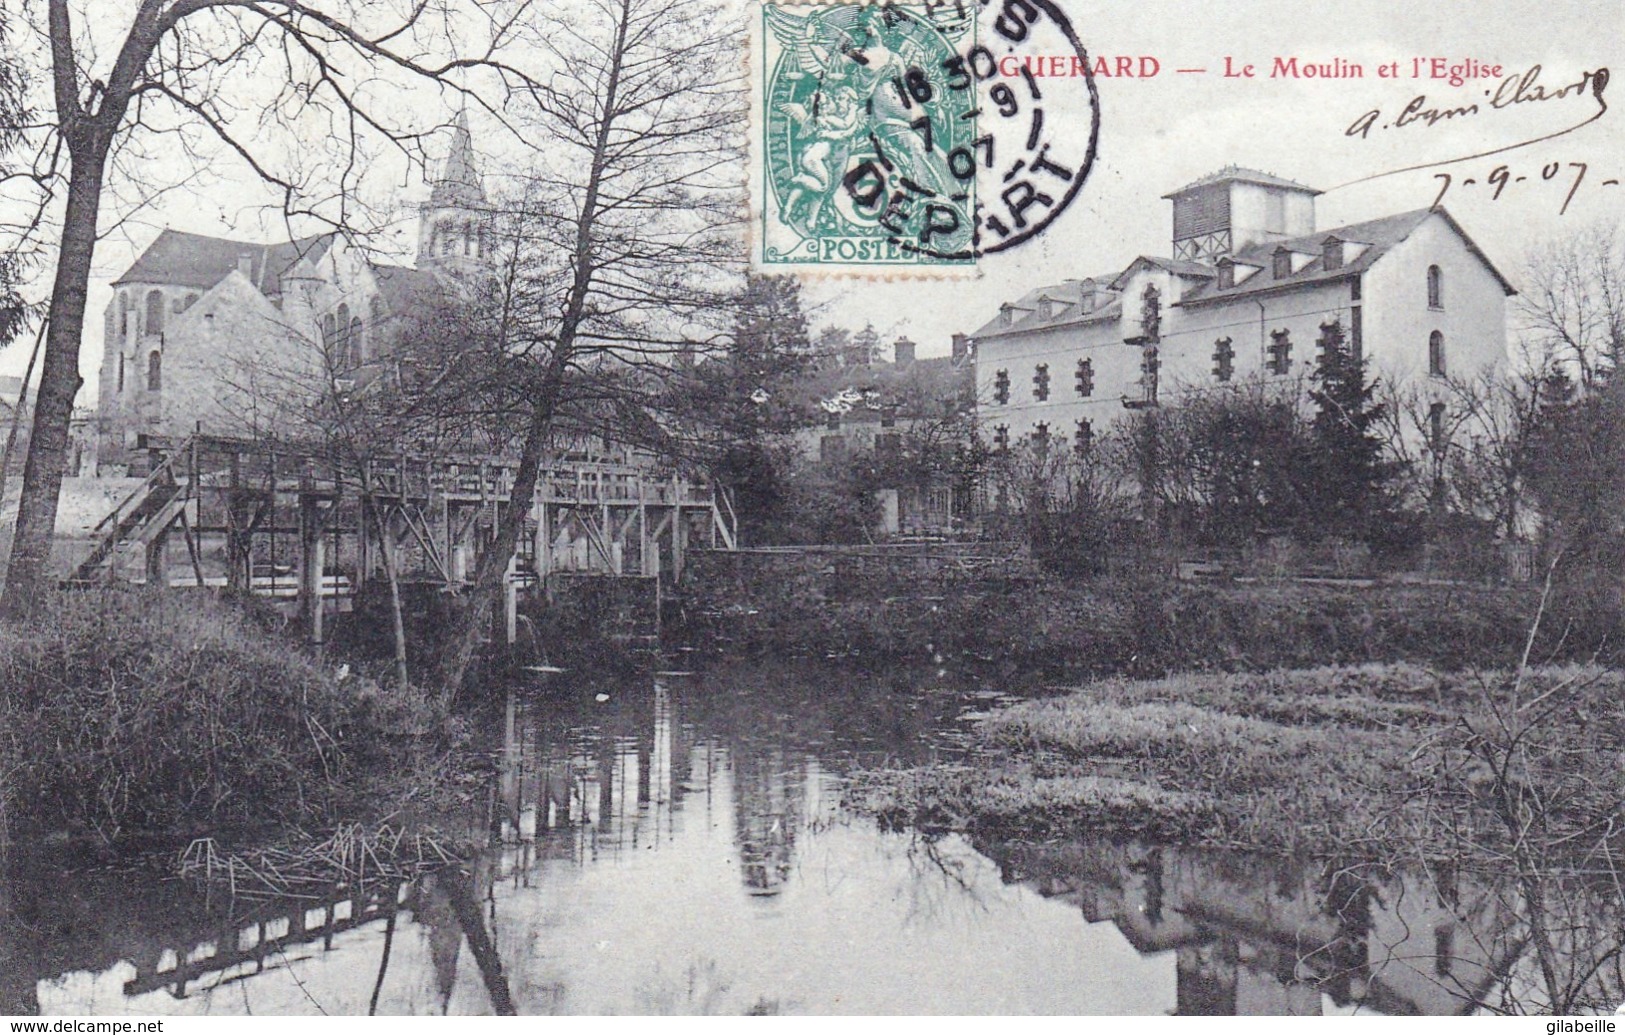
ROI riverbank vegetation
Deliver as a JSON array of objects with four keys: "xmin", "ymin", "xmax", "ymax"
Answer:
[
  {"xmin": 0, "ymin": 588, "xmax": 460, "ymax": 854},
  {"xmin": 848, "ymin": 661, "xmax": 1625, "ymax": 860},
  {"xmin": 681, "ymin": 566, "xmax": 1607, "ymax": 675}
]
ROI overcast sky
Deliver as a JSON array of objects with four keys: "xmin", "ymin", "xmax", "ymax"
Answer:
[{"xmin": 5, "ymin": 0, "xmax": 1622, "ymax": 391}]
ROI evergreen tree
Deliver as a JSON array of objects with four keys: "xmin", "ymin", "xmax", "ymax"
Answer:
[{"xmin": 1306, "ymin": 319, "xmax": 1396, "ymax": 541}]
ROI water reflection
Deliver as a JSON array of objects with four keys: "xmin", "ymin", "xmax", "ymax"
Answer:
[{"xmin": 2, "ymin": 662, "xmax": 1612, "ymax": 1015}]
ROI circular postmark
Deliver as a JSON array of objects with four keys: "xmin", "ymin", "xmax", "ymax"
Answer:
[
  {"xmin": 928, "ymin": 0, "xmax": 1101, "ymax": 260},
  {"xmin": 761, "ymin": 0, "xmax": 1098, "ymax": 265}
]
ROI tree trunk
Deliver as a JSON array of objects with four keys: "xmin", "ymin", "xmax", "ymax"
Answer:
[
  {"xmin": 0, "ymin": 320, "xmax": 47, "ymax": 493},
  {"xmin": 432, "ymin": 365, "xmax": 564, "ymax": 703},
  {"xmin": 4, "ymin": 153, "xmax": 105, "ymax": 614},
  {"xmin": 368, "ymin": 498, "xmax": 410, "ymax": 689}
]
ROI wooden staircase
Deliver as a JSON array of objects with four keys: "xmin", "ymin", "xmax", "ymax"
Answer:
[{"xmin": 70, "ymin": 446, "xmax": 190, "ymax": 583}]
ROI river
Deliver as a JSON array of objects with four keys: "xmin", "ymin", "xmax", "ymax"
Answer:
[{"xmin": 1, "ymin": 659, "xmax": 1537, "ymax": 1015}]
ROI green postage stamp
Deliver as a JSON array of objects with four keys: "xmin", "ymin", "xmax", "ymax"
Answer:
[{"xmin": 752, "ymin": 0, "xmax": 1099, "ymax": 273}]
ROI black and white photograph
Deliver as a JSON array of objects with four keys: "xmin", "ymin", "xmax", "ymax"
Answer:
[{"xmin": 0, "ymin": 0, "xmax": 1622, "ymax": 1019}]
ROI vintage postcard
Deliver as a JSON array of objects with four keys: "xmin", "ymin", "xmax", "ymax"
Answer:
[{"xmin": 1, "ymin": 0, "xmax": 1623, "ymax": 1021}]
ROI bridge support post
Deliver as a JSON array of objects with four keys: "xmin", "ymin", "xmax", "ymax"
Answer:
[
  {"xmin": 300, "ymin": 495, "xmax": 325, "ymax": 645},
  {"xmin": 145, "ymin": 526, "xmax": 170, "ymax": 587},
  {"xmin": 503, "ymin": 554, "xmax": 519, "ymax": 646}
]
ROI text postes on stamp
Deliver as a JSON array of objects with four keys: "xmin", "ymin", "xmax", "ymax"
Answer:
[{"xmin": 754, "ymin": 0, "xmax": 1100, "ymax": 274}]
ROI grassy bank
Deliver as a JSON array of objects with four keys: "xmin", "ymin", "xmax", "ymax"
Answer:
[
  {"xmin": 0, "ymin": 588, "xmax": 456, "ymax": 852},
  {"xmin": 848, "ymin": 663, "xmax": 1625, "ymax": 859},
  {"xmin": 682, "ymin": 575, "xmax": 1601, "ymax": 674}
]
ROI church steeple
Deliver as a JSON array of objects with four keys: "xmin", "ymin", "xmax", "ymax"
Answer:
[{"xmin": 418, "ymin": 111, "xmax": 489, "ymax": 268}]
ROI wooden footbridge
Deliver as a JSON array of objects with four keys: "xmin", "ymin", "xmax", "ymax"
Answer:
[{"xmin": 70, "ymin": 434, "xmax": 737, "ymax": 642}]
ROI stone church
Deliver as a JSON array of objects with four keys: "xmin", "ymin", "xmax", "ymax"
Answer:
[
  {"xmin": 94, "ymin": 114, "xmax": 491, "ymax": 472},
  {"xmin": 971, "ymin": 166, "xmax": 1516, "ymax": 459}
]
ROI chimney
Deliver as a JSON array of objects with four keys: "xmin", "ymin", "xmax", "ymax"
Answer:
[
  {"xmin": 893, "ymin": 335, "xmax": 916, "ymax": 366},
  {"xmin": 236, "ymin": 255, "xmax": 254, "ymax": 280},
  {"xmin": 951, "ymin": 333, "xmax": 969, "ymax": 362}
]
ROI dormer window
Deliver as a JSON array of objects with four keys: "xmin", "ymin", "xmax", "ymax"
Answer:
[
  {"xmin": 1272, "ymin": 247, "xmax": 1292, "ymax": 280},
  {"xmin": 1216, "ymin": 260, "xmax": 1235, "ymax": 291},
  {"xmin": 1323, "ymin": 237, "xmax": 1343, "ymax": 271}
]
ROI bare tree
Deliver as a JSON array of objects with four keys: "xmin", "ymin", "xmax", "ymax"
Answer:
[
  {"xmin": 1, "ymin": 0, "xmax": 546, "ymax": 614},
  {"xmin": 429, "ymin": 0, "xmax": 744, "ymax": 698},
  {"xmin": 1517, "ymin": 221, "xmax": 1625, "ymax": 393}
]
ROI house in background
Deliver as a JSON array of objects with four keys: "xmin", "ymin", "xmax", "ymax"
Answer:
[
  {"xmin": 970, "ymin": 166, "xmax": 1515, "ymax": 462},
  {"xmin": 94, "ymin": 115, "xmax": 489, "ymax": 473},
  {"xmin": 791, "ymin": 331, "xmax": 977, "ymax": 534}
]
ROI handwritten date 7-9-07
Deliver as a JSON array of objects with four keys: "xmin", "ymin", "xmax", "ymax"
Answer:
[{"xmin": 1431, "ymin": 162, "xmax": 1619, "ymax": 216}]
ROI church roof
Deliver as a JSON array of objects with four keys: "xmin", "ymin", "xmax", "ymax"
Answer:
[
  {"xmin": 428, "ymin": 111, "xmax": 486, "ymax": 209},
  {"xmin": 1162, "ymin": 165, "xmax": 1322, "ymax": 198},
  {"xmin": 113, "ymin": 229, "xmax": 333, "ymax": 295},
  {"xmin": 372, "ymin": 263, "xmax": 444, "ymax": 315}
]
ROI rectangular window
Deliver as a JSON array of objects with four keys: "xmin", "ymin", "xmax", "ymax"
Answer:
[
  {"xmin": 876, "ymin": 432, "xmax": 902, "ymax": 457},
  {"xmin": 1075, "ymin": 358, "xmax": 1094, "ymax": 397},
  {"xmin": 1032, "ymin": 422, "xmax": 1049, "ymax": 446},
  {"xmin": 820, "ymin": 435, "xmax": 847, "ymax": 463},
  {"xmin": 1429, "ymin": 402, "xmax": 1446, "ymax": 453},
  {"xmin": 1267, "ymin": 330, "xmax": 1292, "ymax": 376},
  {"xmin": 993, "ymin": 424, "xmax": 1009, "ymax": 452},
  {"xmin": 1074, "ymin": 418, "xmax": 1093, "ymax": 456},
  {"xmin": 1033, "ymin": 363, "xmax": 1050, "ymax": 401},
  {"xmin": 1350, "ymin": 276, "xmax": 1362, "ymax": 302},
  {"xmin": 993, "ymin": 369, "xmax": 1010, "ymax": 405},
  {"xmin": 880, "ymin": 407, "xmax": 897, "ymax": 429},
  {"xmin": 1212, "ymin": 337, "xmax": 1235, "ymax": 382},
  {"xmin": 1350, "ymin": 306, "xmax": 1363, "ymax": 363},
  {"xmin": 825, "ymin": 409, "xmax": 841, "ymax": 430}
]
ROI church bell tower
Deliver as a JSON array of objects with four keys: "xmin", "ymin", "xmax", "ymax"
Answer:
[{"xmin": 418, "ymin": 111, "xmax": 489, "ymax": 270}]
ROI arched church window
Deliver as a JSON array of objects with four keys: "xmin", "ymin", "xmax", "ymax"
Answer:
[
  {"xmin": 1427, "ymin": 265, "xmax": 1443, "ymax": 309},
  {"xmin": 321, "ymin": 314, "xmax": 336, "ymax": 350},
  {"xmin": 117, "ymin": 354, "xmax": 125, "ymax": 392},
  {"xmin": 369, "ymin": 296, "xmax": 384, "ymax": 324},
  {"xmin": 334, "ymin": 304, "xmax": 351, "ymax": 365},
  {"xmin": 477, "ymin": 227, "xmax": 488, "ymax": 259},
  {"xmin": 1429, "ymin": 330, "xmax": 1446, "ymax": 377},
  {"xmin": 118, "ymin": 293, "xmax": 130, "ymax": 336},
  {"xmin": 441, "ymin": 221, "xmax": 456, "ymax": 256},
  {"xmin": 145, "ymin": 290, "xmax": 165, "ymax": 335},
  {"xmin": 348, "ymin": 318, "xmax": 364, "ymax": 369},
  {"xmin": 147, "ymin": 350, "xmax": 161, "ymax": 392}
]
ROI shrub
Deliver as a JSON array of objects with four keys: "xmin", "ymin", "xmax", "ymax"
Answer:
[{"xmin": 0, "ymin": 587, "xmax": 445, "ymax": 847}]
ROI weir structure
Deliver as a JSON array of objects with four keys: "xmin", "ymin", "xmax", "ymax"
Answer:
[{"xmin": 69, "ymin": 434, "xmax": 737, "ymax": 643}]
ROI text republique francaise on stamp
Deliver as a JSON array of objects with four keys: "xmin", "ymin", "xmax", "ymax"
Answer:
[{"xmin": 751, "ymin": 0, "xmax": 1100, "ymax": 275}]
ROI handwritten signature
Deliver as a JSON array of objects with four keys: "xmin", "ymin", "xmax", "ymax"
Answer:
[
  {"xmin": 1329, "ymin": 65, "xmax": 1609, "ymax": 191},
  {"xmin": 1347, "ymin": 65, "xmax": 1605, "ymax": 137}
]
